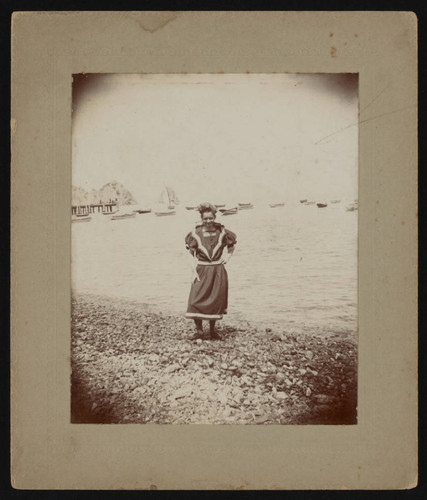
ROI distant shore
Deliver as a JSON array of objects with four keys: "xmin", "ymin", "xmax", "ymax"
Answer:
[{"xmin": 71, "ymin": 293, "xmax": 357, "ymax": 425}]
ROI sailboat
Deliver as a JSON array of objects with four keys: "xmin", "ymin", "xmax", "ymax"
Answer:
[{"xmin": 154, "ymin": 185, "xmax": 179, "ymax": 216}]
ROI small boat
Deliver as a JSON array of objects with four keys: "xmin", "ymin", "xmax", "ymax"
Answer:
[
  {"xmin": 103, "ymin": 210, "xmax": 118, "ymax": 215},
  {"xmin": 134, "ymin": 209, "xmax": 152, "ymax": 214},
  {"xmin": 185, "ymin": 206, "xmax": 197, "ymax": 210},
  {"xmin": 214, "ymin": 204, "xmax": 225, "ymax": 208},
  {"xmin": 330, "ymin": 200, "xmax": 341, "ymax": 204},
  {"xmin": 345, "ymin": 203, "xmax": 358, "ymax": 212},
  {"xmin": 300, "ymin": 199, "xmax": 308, "ymax": 203},
  {"xmin": 76, "ymin": 212, "xmax": 90, "ymax": 217},
  {"xmin": 154, "ymin": 210, "xmax": 176, "ymax": 216},
  {"xmin": 155, "ymin": 185, "xmax": 179, "ymax": 216},
  {"xmin": 111, "ymin": 213, "xmax": 136, "ymax": 220},
  {"xmin": 238, "ymin": 202, "xmax": 253, "ymax": 209},
  {"xmin": 305, "ymin": 201, "xmax": 316, "ymax": 206},
  {"xmin": 269, "ymin": 203, "xmax": 285, "ymax": 208},
  {"xmin": 221, "ymin": 207, "xmax": 238, "ymax": 216},
  {"xmin": 317, "ymin": 203, "xmax": 328, "ymax": 208},
  {"xmin": 72, "ymin": 216, "xmax": 91, "ymax": 223}
]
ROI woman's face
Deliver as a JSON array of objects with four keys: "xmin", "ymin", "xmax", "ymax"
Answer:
[{"xmin": 201, "ymin": 210, "xmax": 215, "ymax": 229}]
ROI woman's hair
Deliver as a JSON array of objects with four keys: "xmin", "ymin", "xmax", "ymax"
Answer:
[{"xmin": 197, "ymin": 202, "xmax": 217, "ymax": 217}]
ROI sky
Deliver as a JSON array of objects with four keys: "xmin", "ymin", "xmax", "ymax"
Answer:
[{"xmin": 72, "ymin": 73, "xmax": 358, "ymax": 206}]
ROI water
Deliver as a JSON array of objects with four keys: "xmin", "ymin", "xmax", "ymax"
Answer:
[{"xmin": 72, "ymin": 204, "xmax": 357, "ymax": 337}]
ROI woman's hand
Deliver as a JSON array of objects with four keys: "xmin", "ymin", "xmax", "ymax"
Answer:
[
  {"xmin": 220, "ymin": 254, "xmax": 230, "ymax": 265},
  {"xmin": 191, "ymin": 267, "xmax": 200, "ymax": 283}
]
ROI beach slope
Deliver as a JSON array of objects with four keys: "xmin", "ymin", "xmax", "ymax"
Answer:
[{"xmin": 71, "ymin": 294, "xmax": 357, "ymax": 425}]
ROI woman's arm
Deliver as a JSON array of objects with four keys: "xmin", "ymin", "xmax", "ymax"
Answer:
[
  {"xmin": 185, "ymin": 249, "xmax": 200, "ymax": 282},
  {"xmin": 220, "ymin": 247, "xmax": 235, "ymax": 264}
]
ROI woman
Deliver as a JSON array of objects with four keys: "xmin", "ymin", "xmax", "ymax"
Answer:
[{"xmin": 185, "ymin": 203, "xmax": 237, "ymax": 340}]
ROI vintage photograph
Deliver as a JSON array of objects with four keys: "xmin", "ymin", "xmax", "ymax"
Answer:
[{"xmin": 71, "ymin": 73, "xmax": 358, "ymax": 425}]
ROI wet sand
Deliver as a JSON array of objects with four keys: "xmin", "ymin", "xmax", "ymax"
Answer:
[{"xmin": 71, "ymin": 293, "xmax": 357, "ymax": 425}]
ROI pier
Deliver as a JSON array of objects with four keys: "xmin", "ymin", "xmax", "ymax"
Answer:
[{"xmin": 71, "ymin": 203, "xmax": 117, "ymax": 215}]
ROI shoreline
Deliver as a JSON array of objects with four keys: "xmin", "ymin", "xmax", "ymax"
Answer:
[
  {"xmin": 71, "ymin": 292, "xmax": 357, "ymax": 425},
  {"xmin": 72, "ymin": 291, "xmax": 357, "ymax": 340}
]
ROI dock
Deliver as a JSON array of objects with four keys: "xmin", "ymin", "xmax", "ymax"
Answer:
[{"xmin": 71, "ymin": 203, "xmax": 117, "ymax": 215}]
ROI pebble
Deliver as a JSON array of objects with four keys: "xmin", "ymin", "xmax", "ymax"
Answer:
[
  {"xmin": 305, "ymin": 351, "xmax": 314, "ymax": 360},
  {"xmin": 255, "ymin": 415, "xmax": 269, "ymax": 424},
  {"xmin": 275, "ymin": 392, "xmax": 289, "ymax": 400},
  {"xmin": 306, "ymin": 387, "xmax": 312, "ymax": 397},
  {"xmin": 218, "ymin": 392, "xmax": 228, "ymax": 404},
  {"xmin": 164, "ymin": 364, "xmax": 180, "ymax": 374},
  {"xmin": 172, "ymin": 387, "xmax": 193, "ymax": 400},
  {"xmin": 313, "ymin": 394, "xmax": 335, "ymax": 404},
  {"xmin": 241, "ymin": 375, "xmax": 253, "ymax": 386}
]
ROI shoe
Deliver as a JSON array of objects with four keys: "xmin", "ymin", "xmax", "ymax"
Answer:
[{"xmin": 189, "ymin": 330, "xmax": 204, "ymax": 341}]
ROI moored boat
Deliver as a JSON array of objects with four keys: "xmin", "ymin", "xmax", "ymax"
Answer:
[
  {"xmin": 134, "ymin": 209, "xmax": 152, "ymax": 214},
  {"xmin": 214, "ymin": 204, "xmax": 225, "ymax": 208},
  {"xmin": 72, "ymin": 216, "xmax": 92, "ymax": 223},
  {"xmin": 269, "ymin": 203, "xmax": 285, "ymax": 208},
  {"xmin": 238, "ymin": 203, "xmax": 254, "ymax": 210},
  {"xmin": 155, "ymin": 185, "xmax": 179, "ymax": 216},
  {"xmin": 345, "ymin": 202, "xmax": 358, "ymax": 212},
  {"xmin": 221, "ymin": 207, "xmax": 238, "ymax": 216},
  {"xmin": 300, "ymin": 199, "xmax": 308, "ymax": 203},
  {"xmin": 185, "ymin": 206, "xmax": 197, "ymax": 210},
  {"xmin": 317, "ymin": 203, "xmax": 328, "ymax": 208},
  {"xmin": 305, "ymin": 201, "xmax": 316, "ymax": 205},
  {"xmin": 111, "ymin": 213, "xmax": 136, "ymax": 220},
  {"xmin": 154, "ymin": 210, "xmax": 176, "ymax": 216}
]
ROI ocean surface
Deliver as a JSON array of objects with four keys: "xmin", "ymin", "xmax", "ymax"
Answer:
[{"xmin": 72, "ymin": 203, "xmax": 358, "ymax": 337}]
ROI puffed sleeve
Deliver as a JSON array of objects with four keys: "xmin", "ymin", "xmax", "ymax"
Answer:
[
  {"xmin": 185, "ymin": 232, "xmax": 198, "ymax": 253},
  {"xmin": 224, "ymin": 228, "xmax": 237, "ymax": 249}
]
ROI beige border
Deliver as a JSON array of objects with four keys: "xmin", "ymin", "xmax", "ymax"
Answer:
[{"xmin": 11, "ymin": 12, "xmax": 417, "ymax": 489}]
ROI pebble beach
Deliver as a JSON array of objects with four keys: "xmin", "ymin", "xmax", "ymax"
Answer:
[{"xmin": 71, "ymin": 293, "xmax": 357, "ymax": 425}]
